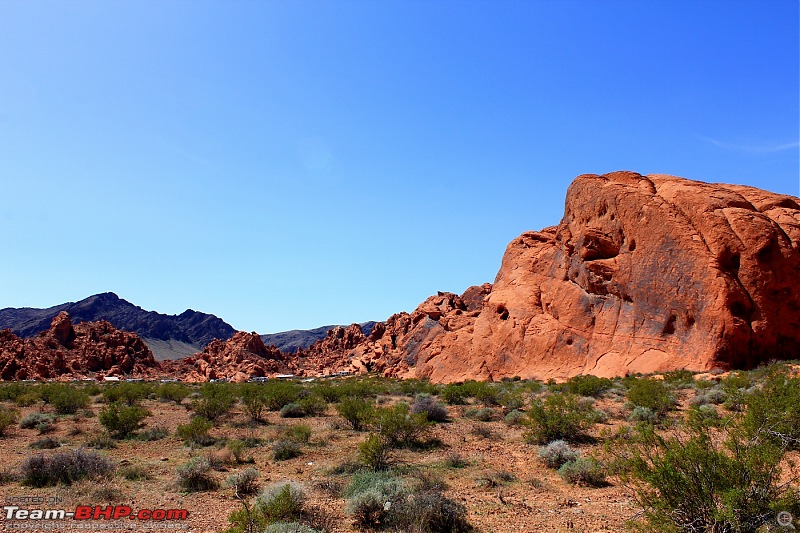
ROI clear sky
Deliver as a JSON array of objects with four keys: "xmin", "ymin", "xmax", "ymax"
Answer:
[{"xmin": 1, "ymin": 0, "xmax": 798, "ymax": 333}]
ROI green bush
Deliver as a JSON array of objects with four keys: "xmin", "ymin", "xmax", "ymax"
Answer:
[
  {"xmin": 558, "ymin": 458, "xmax": 607, "ymax": 487},
  {"xmin": 99, "ymin": 402, "xmax": 151, "ymax": 439},
  {"xmin": 336, "ymin": 397, "xmax": 375, "ymax": 431},
  {"xmin": 562, "ymin": 375, "xmax": 614, "ymax": 398},
  {"xmin": 50, "ymin": 385, "xmax": 90, "ymax": 415},
  {"xmin": 225, "ymin": 467, "xmax": 260, "ymax": 496},
  {"xmin": 463, "ymin": 407, "xmax": 495, "ymax": 421},
  {"xmin": 256, "ymin": 481, "xmax": 305, "ymax": 522},
  {"xmin": 19, "ymin": 413, "xmax": 54, "ymax": 430},
  {"xmin": 21, "ymin": 448, "xmax": 115, "ymax": 487},
  {"xmin": 176, "ymin": 416, "xmax": 215, "ymax": 447},
  {"xmin": 102, "ymin": 382, "xmax": 151, "ymax": 405},
  {"xmin": 398, "ymin": 378, "xmax": 439, "ymax": 396},
  {"xmin": 743, "ymin": 371, "xmax": 800, "ymax": 446},
  {"xmin": 0, "ymin": 407, "xmax": 19, "ymax": 437},
  {"xmin": 619, "ymin": 419, "xmax": 800, "ymax": 532},
  {"xmin": 157, "ymin": 383, "xmax": 190, "ymax": 404},
  {"xmin": 523, "ymin": 393, "xmax": 597, "ymax": 444},
  {"xmin": 628, "ymin": 406, "xmax": 659, "ymax": 425},
  {"xmin": 297, "ymin": 395, "xmax": 327, "ymax": 417},
  {"xmin": 440, "ymin": 384, "xmax": 469, "ymax": 405},
  {"xmin": 626, "ymin": 378, "xmax": 674, "ymax": 417},
  {"xmin": 239, "ymin": 384, "xmax": 268, "ymax": 422},
  {"xmin": 283, "ymin": 424, "xmax": 312, "ymax": 444},
  {"xmin": 503, "ymin": 409, "xmax": 526, "ymax": 426},
  {"xmin": 272, "ymin": 440, "xmax": 301, "ymax": 461},
  {"xmin": 375, "ymin": 403, "xmax": 428, "ymax": 447},
  {"xmin": 262, "ymin": 381, "xmax": 302, "ymax": 411},
  {"xmin": 175, "ymin": 457, "xmax": 218, "ymax": 492},
  {"xmin": 0, "ymin": 382, "xmax": 28, "ymax": 401},
  {"xmin": 191, "ymin": 383, "xmax": 235, "ymax": 422},
  {"xmin": 14, "ymin": 391, "xmax": 40, "ymax": 407},
  {"xmin": 359, "ymin": 434, "xmax": 391, "ymax": 471}
]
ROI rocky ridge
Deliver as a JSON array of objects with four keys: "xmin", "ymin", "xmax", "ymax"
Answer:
[
  {"xmin": 296, "ymin": 172, "xmax": 800, "ymax": 382},
  {"xmin": 0, "ymin": 312, "xmax": 160, "ymax": 380}
]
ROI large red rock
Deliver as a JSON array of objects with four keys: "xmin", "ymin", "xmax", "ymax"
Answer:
[
  {"xmin": 0, "ymin": 312, "xmax": 159, "ymax": 380},
  {"xmin": 298, "ymin": 172, "xmax": 800, "ymax": 382},
  {"xmin": 163, "ymin": 331, "xmax": 289, "ymax": 382}
]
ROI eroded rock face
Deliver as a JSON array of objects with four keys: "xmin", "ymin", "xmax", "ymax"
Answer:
[
  {"xmin": 0, "ymin": 312, "xmax": 159, "ymax": 380},
  {"xmin": 298, "ymin": 172, "xmax": 800, "ymax": 382},
  {"xmin": 163, "ymin": 331, "xmax": 289, "ymax": 382}
]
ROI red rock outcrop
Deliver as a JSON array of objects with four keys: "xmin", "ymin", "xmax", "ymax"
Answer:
[
  {"xmin": 298, "ymin": 172, "xmax": 800, "ymax": 382},
  {"xmin": 0, "ymin": 312, "xmax": 159, "ymax": 380},
  {"xmin": 163, "ymin": 331, "xmax": 289, "ymax": 382}
]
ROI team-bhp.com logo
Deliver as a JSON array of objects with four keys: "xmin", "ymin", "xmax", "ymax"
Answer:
[{"xmin": 4, "ymin": 505, "xmax": 189, "ymax": 521}]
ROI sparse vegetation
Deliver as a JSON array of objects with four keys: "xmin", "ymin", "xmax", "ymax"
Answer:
[
  {"xmin": 336, "ymin": 396, "xmax": 375, "ymax": 431},
  {"xmin": 21, "ymin": 448, "xmax": 114, "ymax": 487},
  {"xmin": 176, "ymin": 457, "xmax": 218, "ymax": 492},
  {"xmin": 524, "ymin": 393, "xmax": 597, "ymax": 444},
  {"xmin": 538, "ymin": 440, "xmax": 580, "ymax": 469},
  {"xmin": 99, "ymin": 402, "xmax": 151, "ymax": 439},
  {"xmin": 226, "ymin": 467, "xmax": 260, "ymax": 496},
  {"xmin": 177, "ymin": 416, "xmax": 215, "ymax": 447},
  {"xmin": 0, "ymin": 406, "xmax": 19, "ymax": 437}
]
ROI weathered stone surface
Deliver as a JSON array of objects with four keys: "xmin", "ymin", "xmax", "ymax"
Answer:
[
  {"xmin": 0, "ymin": 312, "xmax": 159, "ymax": 380},
  {"xmin": 162, "ymin": 331, "xmax": 289, "ymax": 382},
  {"xmin": 297, "ymin": 172, "xmax": 800, "ymax": 382}
]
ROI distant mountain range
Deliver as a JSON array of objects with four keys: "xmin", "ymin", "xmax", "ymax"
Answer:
[{"xmin": 0, "ymin": 293, "xmax": 373, "ymax": 360}]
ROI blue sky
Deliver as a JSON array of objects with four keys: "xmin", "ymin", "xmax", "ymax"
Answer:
[{"xmin": 1, "ymin": 0, "xmax": 798, "ymax": 333}]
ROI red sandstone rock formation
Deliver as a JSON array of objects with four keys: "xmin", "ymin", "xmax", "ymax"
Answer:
[
  {"xmin": 298, "ymin": 172, "xmax": 800, "ymax": 382},
  {"xmin": 163, "ymin": 331, "xmax": 288, "ymax": 382},
  {"xmin": 0, "ymin": 312, "xmax": 159, "ymax": 380}
]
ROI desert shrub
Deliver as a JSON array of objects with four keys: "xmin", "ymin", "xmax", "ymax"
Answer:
[
  {"xmin": 524, "ymin": 393, "xmax": 597, "ymax": 444},
  {"xmin": 335, "ymin": 378, "xmax": 384, "ymax": 399},
  {"xmin": 280, "ymin": 403, "xmax": 306, "ymax": 418},
  {"xmin": 225, "ymin": 467, "xmax": 260, "ymax": 496},
  {"xmin": 687, "ymin": 404, "xmax": 722, "ymax": 428},
  {"xmin": 619, "ymin": 420, "xmax": 800, "ymax": 532},
  {"xmin": 21, "ymin": 448, "xmax": 115, "ymax": 487},
  {"xmin": 463, "ymin": 407, "xmax": 495, "ymax": 421},
  {"xmin": 102, "ymin": 382, "xmax": 151, "ymax": 405},
  {"xmin": 283, "ymin": 424, "xmax": 312, "ymax": 444},
  {"xmin": 562, "ymin": 375, "xmax": 614, "ymax": 398},
  {"xmin": 272, "ymin": 440, "xmax": 301, "ymax": 461},
  {"xmin": 175, "ymin": 457, "xmax": 218, "ymax": 492},
  {"xmin": 375, "ymin": 403, "xmax": 428, "ymax": 447},
  {"xmin": 503, "ymin": 409, "xmax": 526, "ymax": 426},
  {"xmin": 345, "ymin": 472, "xmax": 407, "ymax": 529},
  {"xmin": 0, "ymin": 406, "xmax": 18, "ymax": 437},
  {"xmin": 256, "ymin": 481, "xmax": 305, "ymax": 522},
  {"xmin": 497, "ymin": 390, "xmax": 525, "ymax": 411},
  {"xmin": 176, "ymin": 416, "xmax": 215, "ymax": 447},
  {"xmin": 691, "ymin": 387, "xmax": 727, "ymax": 406},
  {"xmin": 0, "ymin": 382, "xmax": 28, "ymax": 401},
  {"xmin": 538, "ymin": 440, "xmax": 580, "ymax": 469},
  {"xmin": 393, "ymin": 491, "xmax": 473, "ymax": 533},
  {"xmin": 0, "ymin": 468, "xmax": 19, "ymax": 485},
  {"xmin": 558, "ymin": 458, "xmax": 607, "ymax": 487},
  {"xmin": 463, "ymin": 381, "xmax": 499, "ymax": 406},
  {"xmin": 626, "ymin": 378, "xmax": 674, "ymax": 418},
  {"xmin": 399, "ymin": 378, "xmax": 439, "ymax": 397},
  {"xmin": 227, "ymin": 439, "xmax": 250, "ymax": 463},
  {"xmin": 86, "ymin": 433, "xmax": 117, "ymax": 449},
  {"xmin": 297, "ymin": 394, "xmax": 327, "ymax": 417},
  {"xmin": 443, "ymin": 451, "xmax": 468, "ymax": 468},
  {"xmin": 411, "ymin": 394, "xmax": 449, "ymax": 422},
  {"xmin": 192, "ymin": 383, "xmax": 235, "ymax": 422},
  {"xmin": 14, "ymin": 391, "xmax": 40, "ymax": 407},
  {"xmin": 99, "ymin": 402, "xmax": 150, "ymax": 439},
  {"xmin": 336, "ymin": 397, "xmax": 375, "ymax": 431},
  {"xmin": 262, "ymin": 381, "xmax": 302, "ymax": 411},
  {"xmin": 120, "ymin": 464, "xmax": 149, "ymax": 481},
  {"xmin": 135, "ymin": 425, "xmax": 169, "ymax": 441},
  {"xmin": 743, "ymin": 371, "xmax": 800, "ymax": 446},
  {"xmin": 81, "ymin": 382, "xmax": 102, "ymax": 396},
  {"xmin": 157, "ymin": 382, "xmax": 190, "ymax": 404},
  {"xmin": 20, "ymin": 412, "xmax": 54, "ymax": 431},
  {"xmin": 29, "ymin": 436, "xmax": 60, "ymax": 449},
  {"xmin": 263, "ymin": 523, "xmax": 320, "ymax": 533},
  {"xmin": 628, "ymin": 406, "xmax": 659, "ymax": 424},
  {"xmin": 50, "ymin": 385, "xmax": 90, "ymax": 415},
  {"xmin": 359, "ymin": 433, "xmax": 391, "ymax": 471},
  {"xmin": 661, "ymin": 369, "xmax": 696, "ymax": 388},
  {"xmin": 239, "ymin": 384, "xmax": 268, "ymax": 422},
  {"xmin": 720, "ymin": 371, "xmax": 754, "ymax": 412},
  {"xmin": 440, "ymin": 384, "xmax": 469, "ymax": 405}
]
